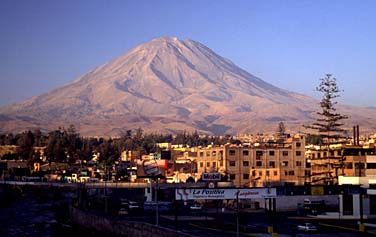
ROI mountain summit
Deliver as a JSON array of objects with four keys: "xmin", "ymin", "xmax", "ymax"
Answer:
[{"xmin": 0, "ymin": 37, "xmax": 374, "ymax": 135}]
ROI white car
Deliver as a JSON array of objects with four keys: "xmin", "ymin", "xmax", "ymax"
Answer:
[
  {"xmin": 190, "ymin": 203, "xmax": 203, "ymax": 211},
  {"xmin": 128, "ymin": 201, "xmax": 140, "ymax": 210},
  {"xmin": 297, "ymin": 223, "xmax": 318, "ymax": 232},
  {"xmin": 118, "ymin": 208, "xmax": 128, "ymax": 215}
]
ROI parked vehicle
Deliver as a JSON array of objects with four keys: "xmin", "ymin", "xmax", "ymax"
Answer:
[
  {"xmin": 190, "ymin": 203, "xmax": 203, "ymax": 211},
  {"xmin": 128, "ymin": 201, "xmax": 140, "ymax": 210},
  {"xmin": 297, "ymin": 223, "xmax": 318, "ymax": 232},
  {"xmin": 118, "ymin": 208, "xmax": 128, "ymax": 215},
  {"xmin": 143, "ymin": 201, "xmax": 172, "ymax": 212},
  {"xmin": 121, "ymin": 199, "xmax": 140, "ymax": 210}
]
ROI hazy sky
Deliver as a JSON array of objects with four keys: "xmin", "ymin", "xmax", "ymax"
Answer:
[{"xmin": 1, "ymin": 0, "xmax": 375, "ymax": 107}]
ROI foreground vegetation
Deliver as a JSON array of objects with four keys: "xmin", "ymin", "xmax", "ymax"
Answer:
[{"xmin": 0, "ymin": 126, "xmax": 236, "ymax": 166}]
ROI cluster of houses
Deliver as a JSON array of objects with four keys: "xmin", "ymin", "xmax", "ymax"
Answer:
[
  {"xmin": 1, "ymin": 132, "xmax": 376, "ymax": 188},
  {"xmin": 2, "ymin": 131, "xmax": 376, "ymax": 222}
]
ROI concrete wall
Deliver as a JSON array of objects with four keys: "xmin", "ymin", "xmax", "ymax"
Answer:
[
  {"xmin": 70, "ymin": 206, "xmax": 196, "ymax": 237},
  {"xmin": 339, "ymin": 194, "xmax": 375, "ymax": 218},
  {"xmin": 252, "ymin": 195, "xmax": 339, "ymax": 211}
]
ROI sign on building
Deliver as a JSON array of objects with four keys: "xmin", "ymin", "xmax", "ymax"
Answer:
[
  {"xmin": 311, "ymin": 186, "xmax": 324, "ymax": 195},
  {"xmin": 136, "ymin": 159, "xmax": 168, "ymax": 178},
  {"xmin": 202, "ymin": 172, "xmax": 221, "ymax": 181},
  {"xmin": 176, "ymin": 188, "xmax": 276, "ymax": 200}
]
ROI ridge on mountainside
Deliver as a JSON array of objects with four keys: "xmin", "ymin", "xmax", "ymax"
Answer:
[{"xmin": 1, "ymin": 37, "xmax": 375, "ymax": 136}]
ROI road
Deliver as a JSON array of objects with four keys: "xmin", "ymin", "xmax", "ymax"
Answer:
[{"xmin": 120, "ymin": 208, "xmax": 376, "ymax": 237}]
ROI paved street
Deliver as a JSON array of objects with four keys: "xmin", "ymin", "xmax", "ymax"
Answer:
[{"xmin": 119, "ymin": 207, "xmax": 376, "ymax": 237}]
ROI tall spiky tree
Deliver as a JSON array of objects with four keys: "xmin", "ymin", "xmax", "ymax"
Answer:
[
  {"xmin": 312, "ymin": 74, "xmax": 348, "ymax": 139},
  {"xmin": 305, "ymin": 74, "xmax": 348, "ymax": 185}
]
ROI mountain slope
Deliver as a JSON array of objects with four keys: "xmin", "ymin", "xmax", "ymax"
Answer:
[{"xmin": 1, "ymin": 37, "xmax": 375, "ymax": 136}]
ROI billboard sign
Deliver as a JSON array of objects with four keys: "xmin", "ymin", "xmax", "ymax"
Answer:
[
  {"xmin": 202, "ymin": 172, "xmax": 221, "ymax": 181},
  {"xmin": 136, "ymin": 159, "xmax": 168, "ymax": 178},
  {"xmin": 175, "ymin": 188, "xmax": 276, "ymax": 200}
]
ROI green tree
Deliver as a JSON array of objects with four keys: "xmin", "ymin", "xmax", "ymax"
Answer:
[
  {"xmin": 310, "ymin": 74, "xmax": 348, "ymax": 139},
  {"xmin": 305, "ymin": 74, "xmax": 348, "ymax": 184},
  {"xmin": 64, "ymin": 125, "xmax": 83, "ymax": 165},
  {"xmin": 276, "ymin": 122, "xmax": 286, "ymax": 144},
  {"xmin": 33, "ymin": 129, "xmax": 47, "ymax": 147},
  {"xmin": 16, "ymin": 130, "xmax": 35, "ymax": 160},
  {"xmin": 0, "ymin": 133, "xmax": 16, "ymax": 145},
  {"xmin": 46, "ymin": 129, "xmax": 66, "ymax": 163}
]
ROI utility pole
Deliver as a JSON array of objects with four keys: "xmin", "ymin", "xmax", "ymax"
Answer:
[
  {"xmin": 155, "ymin": 177, "xmax": 159, "ymax": 226},
  {"xmin": 236, "ymin": 190, "xmax": 240, "ymax": 237},
  {"xmin": 359, "ymin": 192, "xmax": 365, "ymax": 234}
]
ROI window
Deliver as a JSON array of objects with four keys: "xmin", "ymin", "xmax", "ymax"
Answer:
[
  {"xmin": 269, "ymin": 161, "xmax": 275, "ymax": 168},
  {"xmin": 258, "ymin": 171, "xmax": 263, "ymax": 176},
  {"xmin": 229, "ymin": 150, "xmax": 236, "ymax": 156},
  {"xmin": 229, "ymin": 161, "xmax": 236, "ymax": 166},
  {"xmin": 337, "ymin": 150, "xmax": 342, "ymax": 156},
  {"xmin": 230, "ymin": 174, "xmax": 236, "ymax": 180},
  {"xmin": 256, "ymin": 150, "xmax": 263, "ymax": 156},
  {"xmin": 323, "ymin": 152, "xmax": 327, "ymax": 157},
  {"xmin": 330, "ymin": 151, "xmax": 335, "ymax": 156},
  {"xmin": 212, "ymin": 162, "xmax": 216, "ymax": 168},
  {"xmin": 266, "ymin": 171, "xmax": 270, "ymax": 177},
  {"xmin": 283, "ymin": 151, "xmax": 288, "ymax": 156},
  {"xmin": 219, "ymin": 160, "xmax": 224, "ymax": 167},
  {"xmin": 296, "ymin": 151, "xmax": 301, "ymax": 156},
  {"xmin": 200, "ymin": 162, "xmax": 203, "ymax": 168},
  {"xmin": 256, "ymin": 161, "xmax": 262, "ymax": 167},
  {"xmin": 288, "ymin": 171, "xmax": 295, "ymax": 176},
  {"xmin": 243, "ymin": 174, "xmax": 249, "ymax": 179},
  {"xmin": 243, "ymin": 161, "xmax": 249, "ymax": 166},
  {"xmin": 345, "ymin": 162, "xmax": 353, "ymax": 169},
  {"xmin": 206, "ymin": 151, "xmax": 210, "ymax": 157},
  {"xmin": 296, "ymin": 142, "xmax": 301, "ymax": 147},
  {"xmin": 269, "ymin": 150, "xmax": 275, "ymax": 156},
  {"xmin": 243, "ymin": 150, "xmax": 249, "ymax": 156},
  {"xmin": 273, "ymin": 171, "xmax": 278, "ymax": 176},
  {"xmin": 296, "ymin": 161, "xmax": 302, "ymax": 166},
  {"xmin": 368, "ymin": 163, "xmax": 376, "ymax": 169},
  {"xmin": 282, "ymin": 161, "xmax": 288, "ymax": 166},
  {"xmin": 206, "ymin": 162, "xmax": 210, "ymax": 167},
  {"xmin": 200, "ymin": 152, "xmax": 204, "ymax": 157},
  {"xmin": 317, "ymin": 153, "xmax": 321, "ymax": 158},
  {"xmin": 312, "ymin": 154, "xmax": 315, "ymax": 159},
  {"xmin": 252, "ymin": 170, "xmax": 256, "ymax": 176},
  {"xmin": 355, "ymin": 163, "xmax": 365, "ymax": 169},
  {"xmin": 212, "ymin": 151, "xmax": 216, "ymax": 156},
  {"xmin": 305, "ymin": 170, "xmax": 310, "ymax": 176}
]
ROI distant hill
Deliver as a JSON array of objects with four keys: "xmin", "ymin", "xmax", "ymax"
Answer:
[{"xmin": 1, "ymin": 37, "xmax": 375, "ymax": 136}]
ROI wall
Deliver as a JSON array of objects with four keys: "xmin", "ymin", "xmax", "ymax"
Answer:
[
  {"xmin": 252, "ymin": 195, "xmax": 338, "ymax": 211},
  {"xmin": 70, "ymin": 206, "xmax": 196, "ymax": 237}
]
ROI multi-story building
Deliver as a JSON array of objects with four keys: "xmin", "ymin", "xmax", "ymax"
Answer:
[
  {"xmin": 195, "ymin": 134, "xmax": 308, "ymax": 187},
  {"xmin": 196, "ymin": 145, "xmax": 226, "ymax": 174},
  {"xmin": 306, "ymin": 144, "xmax": 375, "ymax": 185},
  {"xmin": 366, "ymin": 155, "xmax": 376, "ymax": 177},
  {"xmin": 251, "ymin": 135, "xmax": 308, "ymax": 187}
]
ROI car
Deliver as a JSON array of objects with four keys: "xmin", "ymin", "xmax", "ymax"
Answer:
[
  {"xmin": 297, "ymin": 223, "xmax": 318, "ymax": 232},
  {"xmin": 190, "ymin": 203, "xmax": 203, "ymax": 211},
  {"xmin": 118, "ymin": 208, "xmax": 128, "ymax": 215},
  {"xmin": 128, "ymin": 201, "xmax": 140, "ymax": 210}
]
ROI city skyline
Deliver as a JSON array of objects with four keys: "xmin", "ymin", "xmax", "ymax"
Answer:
[{"xmin": 1, "ymin": 0, "xmax": 375, "ymax": 107}]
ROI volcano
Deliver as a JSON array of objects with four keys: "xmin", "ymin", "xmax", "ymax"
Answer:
[{"xmin": 1, "ymin": 37, "xmax": 375, "ymax": 136}]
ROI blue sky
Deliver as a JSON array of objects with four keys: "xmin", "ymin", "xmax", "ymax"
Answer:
[{"xmin": 1, "ymin": 0, "xmax": 375, "ymax": 107}]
